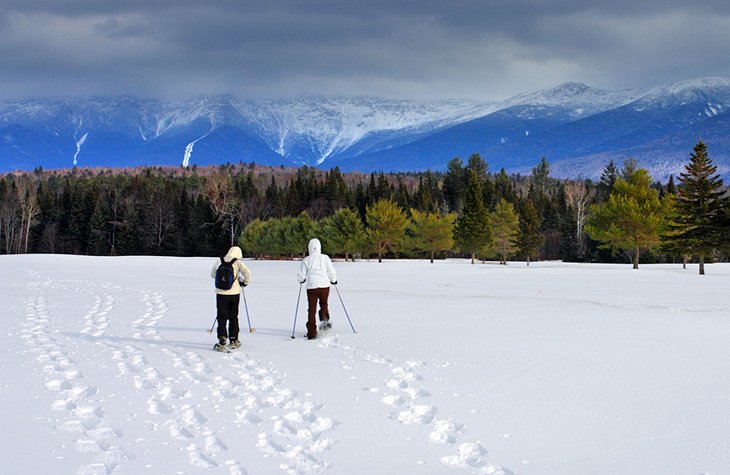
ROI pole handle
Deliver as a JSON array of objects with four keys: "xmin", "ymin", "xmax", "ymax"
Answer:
[{"xmin": 290, "ymin": 282, "xmax": 303, "ymax": 339}]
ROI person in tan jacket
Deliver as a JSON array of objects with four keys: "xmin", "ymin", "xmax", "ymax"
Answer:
[{"xmin": 211, "ymin": 246, "xmax": 251, "ymax": 350}]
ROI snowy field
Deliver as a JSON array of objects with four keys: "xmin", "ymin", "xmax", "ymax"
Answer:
[{"xmin": 2, "ymin": 255, "xmax": 730, "ymax": 475}]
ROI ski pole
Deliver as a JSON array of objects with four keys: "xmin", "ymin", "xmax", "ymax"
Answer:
[
  {"xmin": 290, "ymin": 282, "xmax": 303, "ymax": 339},
  {"xmin": 207, "ymin": 315, "xmax": 217, "ymax": 334},
  {"xmin": 241, "ymin": 285, "xmax": 255, "ymax": 333},
  {"xmin": 334, "ymin": 285, "xmax": 357, "ymax": 333}
]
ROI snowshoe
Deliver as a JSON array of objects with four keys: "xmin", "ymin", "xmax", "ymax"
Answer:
[
  {"xmin": 214, "ymin": 342, "xmax": 230, "ymax": 353},
  {"xmin": 318, "ymin": 321, "xmax": 332, "ymax": 331},
  {"xmin": 229, "ymin": 340, "xmax": 241, "ymax": 350}
]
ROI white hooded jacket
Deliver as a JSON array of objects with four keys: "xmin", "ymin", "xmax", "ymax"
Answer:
[
  {"xmin": 297, "ymin": 239, "xmax": 337, "ymax": 289},
  {"xmin": 211, "ymin": 246, "xmax": 251, "ymax": 295}
]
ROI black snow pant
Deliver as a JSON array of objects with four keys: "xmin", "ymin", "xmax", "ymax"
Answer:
[
  {"xmin": 216, "ymin": 293, "xmax": 240, "ymax": 342},
  {"xmin": 306, "ymin": 287, "xmax": 330, "ymax": 339}
]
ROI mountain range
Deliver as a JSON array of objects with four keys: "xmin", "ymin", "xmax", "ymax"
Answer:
[{"xmin": 2, "ymin": 77, "xmax": 730, "ymax": 180}]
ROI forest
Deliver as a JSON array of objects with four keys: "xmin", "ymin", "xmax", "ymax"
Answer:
[{"xmin": 2, "ymin": 141, "xmax": 728, "ymax": 272}]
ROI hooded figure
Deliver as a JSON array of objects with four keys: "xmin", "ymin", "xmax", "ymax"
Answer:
[
  {"xmin": 211, "ymin": 246, "xmax": 251, "ymax": 349},
  {"xmin": 297, "ymin": 238, "xmax": 338, "ymax": 339}
]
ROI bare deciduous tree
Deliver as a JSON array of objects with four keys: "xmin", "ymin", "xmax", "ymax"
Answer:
[
  {"xmin": 202, "ymin": 172, "xmax": 240, "ymax": 245},
  {"xmin": 565, "ymin": 180, "xmax": 593, "ymax": 258},
  {"xmin": 1, "ymin": 182, "xmax": 21, "ymax": 253},
  {"xmin": 16, "ymin": 176, "xmax": 40, "ymax": 253},
  {"xmin": 149, "ymin": 184, "xmax": 176, "ymax": 250}
]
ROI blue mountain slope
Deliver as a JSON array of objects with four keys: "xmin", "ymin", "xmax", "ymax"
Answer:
[
  {"xmin": 1, "ymin": 78, "xmax": 730, "ymax": 178},
  {"xmin": 328, "ymin": 105, "xmax": 576, "ymax": 172},
  {"xmin": 549, "ymin": 111, "xmax": 730, "ymax": 179}
]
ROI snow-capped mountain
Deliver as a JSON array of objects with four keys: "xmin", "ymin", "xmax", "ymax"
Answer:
[
  {"xmin": 0, "ymin": 95, "xmax": 498, "ymax": 171},
  {"xmin": 499, "ymin": 81, "xmax": 642, "ymax": 118},
  {"xmin": 2, "ymin": 77, "xmax": 730, "ymax": 179}
]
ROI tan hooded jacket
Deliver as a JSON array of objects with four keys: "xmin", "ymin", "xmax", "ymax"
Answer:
[{"xmin": 211, "ymin": 246, "xmax": 252, "ymax": 295}]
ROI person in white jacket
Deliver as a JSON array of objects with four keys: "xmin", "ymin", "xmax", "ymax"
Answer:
[
  {"xmin": 297, "ymin": 238, "xmax": 337, "ymax": 340},
  {"xmin": 211, "ymin": 246, "xmax": 251, "ymax": 350}
]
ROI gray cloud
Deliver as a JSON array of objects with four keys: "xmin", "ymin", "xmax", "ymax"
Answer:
[{"xmin": 1, "ymin": 1, "xmax": 729, "ymax": 100}]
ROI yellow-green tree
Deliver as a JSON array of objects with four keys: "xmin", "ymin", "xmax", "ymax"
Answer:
[
  {"xmin": 239, "ymin": 218, "xmax": 266, "ymax": 258},
  {"xmin": 585, "ymin": 169, "xmax": 672, "ymax": 269},
  {"xmin": 408, "ymin": 209, "xmax": 456, "ymax": 263},
  {"xmin": 366, "ymin": 199, "xmax": 407, "ymax": 263},
  {"xmin": 491, "ymin": 198, "xmax": 520, "ymax": 264}
]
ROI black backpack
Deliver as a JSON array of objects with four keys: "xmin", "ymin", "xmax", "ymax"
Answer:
[{"xmin": 214, "ymin": 257, "xmax": 238, "ymax": 290}]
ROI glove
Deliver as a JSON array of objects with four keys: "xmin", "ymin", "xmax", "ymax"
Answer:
[
  {"xmin": 299, "ymin": 279, "xmax": 306, "ymax": 284},
  {"xmin": 330, "ymin": 281, "xmax": 337, "ymax": 285},
  {"xmin": 239, "ymin": 279, "xmax": 248, "ymax": 287}
]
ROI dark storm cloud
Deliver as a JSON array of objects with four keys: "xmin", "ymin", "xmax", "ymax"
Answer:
[{"xmin": 1, "ymin": 1, "xmax": 729, "ymax": 100}]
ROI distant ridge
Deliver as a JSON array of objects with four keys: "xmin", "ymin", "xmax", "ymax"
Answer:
[{"xmin": 2, "ymin": 77, "xmax": 730, "ymax": 179}]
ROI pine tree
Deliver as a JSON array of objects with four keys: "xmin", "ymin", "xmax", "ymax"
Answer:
[
  {"xmin": 288, "ymin": 211, "xmax": 315, "ymax": 257},
  {"xmin": 621, "ymin": 158, "xmax": 638, "ymax": 181},
  {"xmin": 407, "ymin": 209, "xmax": 456, "ymax": 263},
  {"xmin": 465, "ymin": 153, "xmax": 488, "ymax": 184},
  {"xmin": 666, "ymin": 175, "xmax": 677, "ymax": 196},
  {"xmin": 443, "ymin": 157, "xmax": 465, "ymax": 213},
  {"xmin": 320, "ymin": 207, "xmax": 366, "ymax": 261},
  {"xmin": 531, "ymin": 157, "xmax": 553, "ymax": 195},
  {"xmin": 490, "ymin": 199, "xmax": 520, "ymax": 264},
  {"xmin": 596, "ymin": 161, "xmax": 618, "ymax": 203},
  {"xmin": 585, "ymin": 169, "xmax": 672, "ymax": 269},
  {"xmin": 366, "ymin": 199, "xmax": 407, "ymax": 263},
  {"xmin": 87, "ymin": 199, "xmax": 108, "ymax": 255},
  {"xmin": 454, "ymin": 170, "xmax": 491, "ymax": 264},
  {"xmin": 493, "ymin": 169, "xmax": 516, "ymax": 205},
  {"xmin": 240, "ymin": 218, "xmax": 266, "ymax": 258},
  {"xmin": 517, "ymin": 201, "xmax": 543, "ymax": 266},
  {"xmin": 664, "ymin": 140, "xmax": 728, "ymax": 275}
]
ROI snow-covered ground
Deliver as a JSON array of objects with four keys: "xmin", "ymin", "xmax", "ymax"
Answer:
[{"xmin": 2, "ymin": 256, "xmax": 730, "ymax": 475}]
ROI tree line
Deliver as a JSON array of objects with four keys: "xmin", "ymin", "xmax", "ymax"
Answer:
[{"xmin": 1, "ymin": 141, "xmax": 728, "ymax": 272}]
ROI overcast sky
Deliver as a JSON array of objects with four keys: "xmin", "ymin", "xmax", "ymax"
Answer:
[{"xmin": 1, "ymin": 0, "xmax": 729, "ymax": 101}]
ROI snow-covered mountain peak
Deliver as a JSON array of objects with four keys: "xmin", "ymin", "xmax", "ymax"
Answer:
[
  {"xmin": 502, "ymin": 82, "xmax": 642, "ymax": 116},
  {"xmin": 234, "ymin": 97, "xmax": 498, "ymax": 164},
  {"xmin": 634, "ymin": 77, "xmax": 730, "ymax": 107}
]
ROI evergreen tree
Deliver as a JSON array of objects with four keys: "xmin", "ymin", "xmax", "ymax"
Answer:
[
  {"xmin": 59, "ymin": 181, "xmax": 85, "ymax": 253},
  {"xmin": 407, "ymin": 210, "xmax": 456, "ymax": 263},
  {"xmin": 517, "ymin": 201, "xmax": 543, "ymax": 266},
  {"xmin": 366, "ymin": 199, "xmax": 408, "ymax": 263},
  {"xmin": 664, "ymin": 140, "xmax": 728, "ymax": 275},
  {"xmin": 585, "ymin": 169, "xmax": 672, "ymax": 269},
  {"xmin": 240, "ymin": 218, "xmax": 266, "ymax": 258},
  {"xmin": 559, "ymin": 206, "xmax": 580, "ymax": 262},
  {"xmin": 323, "ymin": 167, "xmax": 350, "ymax": 212},
  {"xmin": 454, "ymin": 170, "xmax": 491, "ymax": 264},
  {"xmin": 375, "ymin": 173, "xmax": 393, "ymax": 201},
  {"xmin": 320, "ymin": 208, "xmax": 366, "ymax": 261},
  {"xmin": 493, "ymin": 169, "xmax": 516, "ymax": 206},
  {"xmin": 666, "ymin": 175, "xmax": 677, "ymax": 195},
  {"xmin": 264, "ymin": 176, "xmax": 283, "ymax": 217},
  {"xmin": 465, "ymin": 153, "xmax": 488, "ymax": 184},
  {"xmin": 621, "ymin": 158, "xmax": 638, "ymax": 181},
  {"xmin": 393, "ymin": 178, "xmax": 412, "ymax": 211},
  {"xmin": 596, "ymin": 160, "xmax": 618, "ymax": 203},
  {"xmin": 285, "ymin": 211, "xmax": 315, "ymax": 257},
  {"xmin": 490, "ymin": 199, "xmax": 520, "ymax": 264},
  {"xmin": 531, "ymin": 157, "xmax": 554, "ymax": 195},
  {"xmin": 443, "ymin": 157, "xmax": 465, "ymax": 213},
  {"xmin": 87, "ymin": 199, "xmax": 108, "ymax": 255},
  {"xmin": 413, "ymin": 176, "xmax": 438, "ymax": 213}
]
